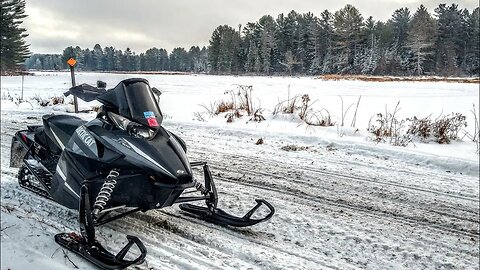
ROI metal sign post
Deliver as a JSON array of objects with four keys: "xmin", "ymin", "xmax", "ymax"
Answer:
[
  {"xmin": 67, "ymin": 58, "xmax": 78, "ymax": 113},
  {"xmin": 21, "ymin": 74, "xmax": 24, "ymax": 101}
]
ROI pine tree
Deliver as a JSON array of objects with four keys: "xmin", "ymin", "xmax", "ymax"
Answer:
[
  {"xmin": 114, "ymin": 49, "xmax": 123, "ymax": 71},
  {"xmin": 93, "ymin": 44, "xmax": 104, "ymax": 71},
  {"xmin": 406, "ymin": 5, "xmax": 436, "ymax": 75},
  {"xmin": 435, "ymin": 4, "xmax": 465, "ymax": 75},
  {"xmin": 103, "ymin": 46, "xmax": 115, "ymax": 71},
  {"xmin": 465, "ymin": 7, "xmax": 479, "ymax": 75},
  {"xmin": 332, "ymin": 4, "xmax": 365, "ymax": 73},
  {"xmin": 318, "ymin": 10, "xmax": 334, "ymax": 74},
  {"xmin": 158, "ymin": 48, "xmax": 169, "ymax": 71},
  {"xmin": 123, "ymin": 48, "xmax": 134, "ymax": 71},
  {"xmin": 387, "ymin": 8, "xmax": 411, "ymax": 74},
  {"xmin": 243, "ymin": 22, "xmax": 261, "ymax": 73},
  {"xmin": 144, "ymin": 47, "xmax": 159, "ymax": 71},
  {"xmin": 359, "ymin": 16, "xmax": 380, "ymax": 74},
  {"xmin": 391, "ymin": 8, "xmax": 411, "ymax": 48},
  {"xmin": 297, "ymin": 13, "xmax": 318, "ymax": 74},
  {"xmin": 208, "ymin": 25, "xmax": 241, "ymax": 73},
  {"xmin": 258, "ymin": 15, "xmax": 277, "ymax": 74},
  {"xmin": 1, "ymin": 0, "xmax": 30, "ymax": 72},
  {"xmin": 169, "ymin": 47, "xmax": 188, "ymax": 71},
  {"xmin": 274, "ymin": 11, "xmax": 299, "ymax": 73},
  {"xmin": 245, "ymin": 40, "xmax": 257, "ymax": 73}
]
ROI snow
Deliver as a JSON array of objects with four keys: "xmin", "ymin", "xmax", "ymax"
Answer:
[{"xmin": 1, "ymin": 72, "xmax": 479, "ymax": 269}]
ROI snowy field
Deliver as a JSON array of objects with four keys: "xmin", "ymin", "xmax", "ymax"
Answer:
[{"xmin": 1, "ymin": 72, "xmax": 479, "ymax": 269}]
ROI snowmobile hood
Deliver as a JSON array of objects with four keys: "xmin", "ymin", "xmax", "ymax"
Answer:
[
  {"xmin": 88, "ymin": 124, "xmax": 192, "ymax": 184},
  {"xmin": 97, "ymin": 78, "xmax": 163, "ymax": 130}
]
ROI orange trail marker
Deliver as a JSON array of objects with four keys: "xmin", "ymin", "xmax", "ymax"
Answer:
[{"xmin": 67, "ymin": 58, "xmax": 77, "ymax": 67}]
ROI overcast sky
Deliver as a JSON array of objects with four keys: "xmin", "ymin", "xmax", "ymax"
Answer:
[{"xmin": 23, "ymin": 0, "xmax": 479, "ymax": 54}]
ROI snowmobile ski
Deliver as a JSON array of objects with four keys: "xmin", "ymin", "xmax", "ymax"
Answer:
[
  {"xmin": 179, "ymin": 199, "xmax": 275, "ymax": 227},
  {"xmin": 55, "ymin": 233, "xmax": 146, "ymax": 270}
]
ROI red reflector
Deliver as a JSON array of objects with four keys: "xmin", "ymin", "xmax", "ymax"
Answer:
[
  {"xmin": 21, "ymin": 133, "xmax": 28, "ymax": 142},
  {"xmin": 147, "ymin": 118, "xmax": 159, "ymax": 127}
]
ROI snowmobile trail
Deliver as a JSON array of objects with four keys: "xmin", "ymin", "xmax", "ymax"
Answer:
[
  {"xmin": 2, "ymin": 111, "xmax": 479, "ymax": 269},
  {"xmin": 183, "ymin": 146, "xmax": 479, "ymax": 237},
  {"xmin": 197, "ymin": 150, "xmax": 478, "ymax": 202}
]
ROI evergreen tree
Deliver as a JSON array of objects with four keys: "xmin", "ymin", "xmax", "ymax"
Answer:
[
  {"xmin": 144, "ymin": 47, "xmax": 160, "ymax": 71},
  {"xmin": 169, "ymin": 47, "xmax": 188, "ymax": 71},
  {"xmin": 103, "ymin": 46, "xmax": 115, "ymax": 71},
  {"xmin": 406, "ymin": 5, "xmax": 437, "ymax": 75},
  {"xmin": 435, "ymin": 4, "xmax": 465, "ymax": 75},
  {"xmin": 208, "ymin": 25, "xmax": 241, "ymax": 73},
  {"xmin": 387, "ymin": 8, "xmax": 410, "ymax": 74},
  {"xmin": 332, "ymin": 4, "xmax": 365, "ymax": 73},
  {"xmin": 318, "ymin": 10, "xmax": 335, "ymax": 73},
  {"xmin": 358, "ymin": 16, "xmax": 380, "ymax": 74},
  {"xmin": 243, "ymin": 22, "xmax": 261, "ymax": 73},
  {"xmin": 188, "ymin": 46, "xmax": 204, "ymax": 72},
  {"xmin": 465, "ymin": 7, "xmax": 480, "ymax": 75},
  {"xmin": 1, "ymin": 0, "xmax": 30, "ymax": 71},
  {"xmin": 297, "ymin": 13, "xmax": 318, "ymax": 74},
  {"xmin": 391, "ymin": 8, "xmax": 411, "ymax": 48},
  {"xmin": 158, "ymin": 48, "xmax": 169, "ymax": 70},
  {"xmin": 114, "ymin": 49, "xmax": 123, "ymax": 71},
  {"xmin": 123, "ymin": 48, "xmax": 134, "ymax": 71},
  {"xmin": 258, "ymin": 15, "xmax": 277, "ymax": 74},
  {"xmin": 92, "ymin": 44, "xmax": 104, "ymax": 70},
  {"xmin": 274, "ymin": 11, "xmax": 299, "ymax": 73}
]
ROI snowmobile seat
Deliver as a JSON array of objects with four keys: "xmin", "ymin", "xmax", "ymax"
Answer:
[
  {"xmin": 34, "ymin": 126, "xmax": 62, "ymax": 155},
  {"xmin": 42, "ymin": 114, "xmax": 87, "ymax": 151}
]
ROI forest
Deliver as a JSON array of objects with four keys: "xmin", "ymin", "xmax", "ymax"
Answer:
[{"xmin": 25, "ymin": 4, "xmax": 479, "ymax": 76}]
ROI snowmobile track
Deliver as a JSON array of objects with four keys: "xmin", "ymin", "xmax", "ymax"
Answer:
[
  {"xmin": 211, "ymin": 175, "xmax": 479, "ymax": 238},
  {"xmin": 120, "ymin": 211, "xmax": 345, "ymax": 270},
  {"xmin": 207, "ymin": 162, "xmax": 479, "ymax": 221},
  {"xmin": 189, "ymin": 149, "xmax": 478, "ymax": 203}
]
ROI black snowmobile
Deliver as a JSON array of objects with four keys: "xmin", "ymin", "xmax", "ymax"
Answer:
[{"xmin": 9, "ymin": 78, "xmax": 275, "ymax": 269}]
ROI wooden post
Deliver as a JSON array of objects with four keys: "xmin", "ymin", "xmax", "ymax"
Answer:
[
  {"xmin": 21, "ymin": 74, "xmax": 24, "ymax": 101},
  {"xmin": 66, "ymin": 58, "xmax": 78, "ymax": 113}
]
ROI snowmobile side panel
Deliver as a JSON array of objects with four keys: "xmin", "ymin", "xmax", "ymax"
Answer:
[{"xmin": 50, "ymin": 152, "xmax": 82, "ymax": 209}]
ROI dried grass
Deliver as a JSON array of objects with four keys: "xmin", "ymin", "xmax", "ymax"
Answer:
[{"xmin": 317, "ymin": 74, "xmax": 479, "ymax": 84}]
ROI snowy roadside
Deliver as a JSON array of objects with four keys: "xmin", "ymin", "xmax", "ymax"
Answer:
[
  {"xmin": 1, "ymin": 73, "xmax": 479, "ymax": 269},
  {"xmin": 1, "ymin": 103, "xmax": 479, "ymax": 269}
]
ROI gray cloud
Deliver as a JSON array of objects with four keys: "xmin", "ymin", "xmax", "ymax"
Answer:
[{"xmin": 23, "ymin": 0, "xmax": 479, "ymax": 54}]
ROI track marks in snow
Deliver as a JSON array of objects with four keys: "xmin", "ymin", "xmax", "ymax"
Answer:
[{"xmin": 1, "ymin": 112, "xmax": 479, "ymax": 269}]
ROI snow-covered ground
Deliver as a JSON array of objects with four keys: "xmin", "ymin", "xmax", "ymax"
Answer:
[{"xmin": 1, "ymin": 72, "xmax": 479, "ymax": 269}]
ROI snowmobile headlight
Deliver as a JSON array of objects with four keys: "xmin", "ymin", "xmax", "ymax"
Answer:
[{"xmin": 130, "ymin": 125, "xmax": 155, "ymax": 139}]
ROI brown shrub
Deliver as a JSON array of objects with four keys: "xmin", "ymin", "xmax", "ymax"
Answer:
[{"xmin": 317, "ymin": 74, "xmax": 479, "ymax": 84}]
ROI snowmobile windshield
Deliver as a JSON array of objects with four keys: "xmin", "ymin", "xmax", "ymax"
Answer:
[{"xmin": 97, "ymin": 78, "xmax": 163, "ymax": 129}]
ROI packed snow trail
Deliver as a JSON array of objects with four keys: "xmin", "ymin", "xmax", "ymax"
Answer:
[{"xmin": 1, "ymin": 107, "xmax": 478, "ymax": 270}]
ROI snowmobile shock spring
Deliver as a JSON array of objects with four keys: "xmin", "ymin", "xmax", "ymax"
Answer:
[
  {"xmin": 92, "ymin": 169, "xmax": 119, "ymax": 217},
  {"xmin": 193, "ymin": 179, "xmax": 207, "ymax": 195}
]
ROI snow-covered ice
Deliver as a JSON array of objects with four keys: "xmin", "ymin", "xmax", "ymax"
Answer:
[{"xmin": 1, "ymin": 72, "xmax": 479, "ymax": 269}]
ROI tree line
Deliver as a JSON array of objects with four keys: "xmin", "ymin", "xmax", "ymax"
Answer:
[
  {"xmin": 25, "ymin": 3, "xmax": 479, "ymax": 76},
  {"xmin": 26, "ymin": 45, "xmax": 208, "ymax": 72}
]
